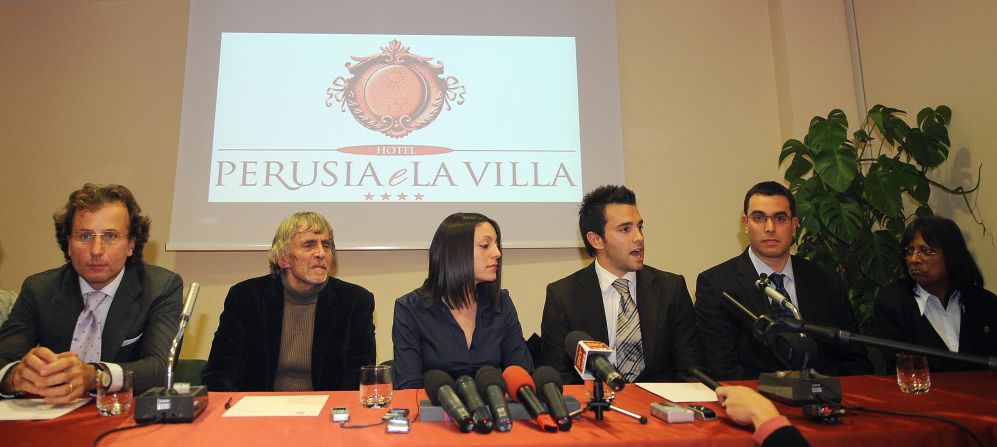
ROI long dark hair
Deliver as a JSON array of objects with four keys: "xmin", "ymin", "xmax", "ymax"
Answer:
[
  {"xmin": 899, "ymin": 215, "xmax": 984, "ymax": 295},
  {"xmin": 419, "ymin": 212, "xmax": 502, "ymax": 310}
]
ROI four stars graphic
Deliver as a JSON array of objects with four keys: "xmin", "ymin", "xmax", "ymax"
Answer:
[{"xmin": 364, "ymin": 192, "xmax": 425, "ymax": 201}]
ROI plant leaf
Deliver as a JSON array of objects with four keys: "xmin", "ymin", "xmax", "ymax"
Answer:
[
  {"xmin": 901, "ymin": 129, "xmax": 947, "ymax": 168},
  {"xmin": 817, "ymin": 197, "xmax": 863, "ymax": 244},
  {"xmin": 856, "ymin": 230, "xmax": 901, "ymax": 286},
  {"xmin": 784, "ymin": 155, "xmax": 813, "ymax": 182},
  {"xmin": 814, "ymin": 147, "xmax": 858, "ymax": 192},
  {"xmin": 864, "ymin": 166, "xmax": 904, "ymax": 218}
]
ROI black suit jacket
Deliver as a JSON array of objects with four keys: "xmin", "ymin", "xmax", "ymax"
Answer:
[
  {"xmin": 539, "ymin": 263, "xmax": 702, "ymax": 384},
  {"xmin": 874, "ymin": 281, "xmax": 997, "ymax": 372},
  {"xmin": 0, "ymin": 263, "xmax": 183, "ymax": 393},
  {"xmin": 695, "ymin": 250, "xmax": 870, "ymax": 380},
  {"xmin": 202, "ymin": 274, "xmax": 376, "ymax": 391}
]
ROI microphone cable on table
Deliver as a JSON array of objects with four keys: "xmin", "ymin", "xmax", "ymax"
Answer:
[
  {"xmin": 816, "ymin": 395, "xmax": 985, "ymax": 447},
  {"xmin": 339, "ymin": 388, "xmax": 420, "ymax": 430},
  {"xmin": 92, "ymin": 414, "xmax": 164, "ymax": 447}
]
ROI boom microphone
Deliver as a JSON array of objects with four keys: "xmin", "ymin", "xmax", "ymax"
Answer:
[
  {"xmin": 755, "ymin": 273, "xmax": 802, "ymax": 319},
  {"xmin": 502, "ymin": 366, "xmax": 558, "ymax": 433},
  {"xmin": 565, "ymin": 331, "xmax": 626, "ymax": 391},
  {"xmin": 455, "ymin": 375, "xmax": 494, "ymax": 434},
  {"xmin": 475, "ymin": 366, "xmax": 513, "ymax": 432},
  {"xmin": 424, "ymin": 370, "xmax": 475, "ymax": 433},
  {"xmin": 532, "ymin": 366, "xmax": 572, "ymax": 431}
]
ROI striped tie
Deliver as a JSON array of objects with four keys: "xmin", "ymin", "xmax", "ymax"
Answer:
[
  {"xmin": 71, "ymin": 291, "xmax": 107, "ymax": 363},
  {"xmin": 612, "ymin": 279, "xmax": 644, "ymax": 382},
  {"xmin": 766, "ymin": 273, "xmax": 794, "ymax": 319}
]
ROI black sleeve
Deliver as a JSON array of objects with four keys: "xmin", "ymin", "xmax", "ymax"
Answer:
[{"xmin": 761, "ymin": 426, "xmax": 811, "ymax": 447}]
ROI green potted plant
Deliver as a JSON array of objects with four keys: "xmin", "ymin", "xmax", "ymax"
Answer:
[{"xmin": 779, "ymin": 105, "xmax": 983, "ymax": 332}]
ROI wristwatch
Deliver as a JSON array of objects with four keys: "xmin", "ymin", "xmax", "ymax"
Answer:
[{"xmin": 91, "ymin": 362, "xmax": 111, "ymax": 391}]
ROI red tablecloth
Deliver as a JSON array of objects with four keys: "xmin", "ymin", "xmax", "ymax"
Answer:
[{"xmin": 3, "ymin": 371, "xmax": 995, "ymax": 447}]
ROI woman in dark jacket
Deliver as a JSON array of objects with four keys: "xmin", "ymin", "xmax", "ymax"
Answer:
[{"xmin": 874, "ymin": 216, "xmax": 997, "ymax": 372}]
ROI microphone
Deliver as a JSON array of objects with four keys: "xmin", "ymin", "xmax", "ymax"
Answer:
[
  {"xmin": 532, "ymin": 366, "xmax": 572, "ymax": 431},
  {"xmin": 424, "ymin": 370, "xmax": 475, "ymax": 433},
  {"xmin": 564, "ymin": 331, "xmax": 626, "ymax": 391},
  {"xmin": 688, "ymin": 367, "xmax": 721, "ymax": 391},
  {"xmin": 475, "ymin": 366, "xmax": 513, "ymax": 432},
  {"xmin": 134, "ymin": 283, "xmax": 208, "ymax": 423},
  {"xmin": 422, "ymin": 369, "xmax": 474, "ymax": 433},
  {"xmin": 455, "ymin": 375, "xmax": 494, "ymax": 434},
  {"xmin": 502, "ymin": 366, "xmax": 558, "ymax": 433},
  {"xmin": 755, "ymin": 273, "xmax": 802, "ymax": 319}
]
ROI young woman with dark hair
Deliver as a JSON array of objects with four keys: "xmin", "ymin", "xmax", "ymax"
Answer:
[{"xmin": 392, "ymin": 213, "xmax": 533, "ymax": 389}]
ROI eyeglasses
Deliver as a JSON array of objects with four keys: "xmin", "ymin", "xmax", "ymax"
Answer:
[
  {"xmin": 71, "ymin": 231, "xmax": 128, "ymax": 245},
  {"xmin": 899, "ymin": 246, "xmax": 939, "ymax": 260},
  {"xmin": 747, "ymin": 212, "xmax": 792, "ymax": 226}
]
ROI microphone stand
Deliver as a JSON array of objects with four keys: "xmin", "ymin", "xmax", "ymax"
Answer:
[
  {"xmin": 134, "ymin": 283, "xmax": 210, "ymax": 423},
  {"xmin": 570, "ymin": 379, "xmax": 648, "ymax": 424},
  {"xmin": 774, "ymin": 317, "xmax": 997, "ymax": 370}
]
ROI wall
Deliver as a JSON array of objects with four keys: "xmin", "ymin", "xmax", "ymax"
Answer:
[{"xmin": 1, "ymin": 0, "xmax": 992, "ymax": 362}]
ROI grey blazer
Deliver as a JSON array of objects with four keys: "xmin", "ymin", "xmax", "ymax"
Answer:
[{"xmin": 0, "ymin": 263, "xmax": 183, "ymax": 393}]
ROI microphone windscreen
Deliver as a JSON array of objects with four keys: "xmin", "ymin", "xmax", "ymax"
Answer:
[
  {"xmin": 771, "ymin": 333, "xmax": 818, "ymax": 370},
  {"xmin": 564, "ymin": 330, "xmax": 591, "ymax": 353},
  {"xmin": 475, "ymin": 365, "xmax": 507, "ymax": 393},
  {"xmin": 531, "ymin": 366, "xmax": 563, "ymax": 392},
  {"xmin": 423, "ymin": 369, "xmax": 456, "ymax": 406},
  {"xmin": 501, "ymin": 365, "xmax": 535, "ymax": 403}
]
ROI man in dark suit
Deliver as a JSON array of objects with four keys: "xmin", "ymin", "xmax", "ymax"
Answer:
[
  {"xmin": 0, "ymin": 184, "xmax": 183, "ymax": 403},
  {"xmin": 696, "ymin": 181, "xmax": 870, "ymax": 380},
  {"xmin": 202, "ymin": 212, "xmax": 375, "ymax": 391},
  {"xmin": 540, "ymin": 185, "xmax": 701, "ymax": 384}
]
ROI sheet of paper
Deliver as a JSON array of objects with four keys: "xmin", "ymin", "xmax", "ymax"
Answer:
[
  {"xmin": 637, "ymin": 382, "xmax": 717, "ymax": 403},
  {"xmin": 0, "ymin": 397, "xmax": 91, "ymax": 420},
  {"xmin": 222, "ymin": 395, "xmax": 328, "ymax": 417}
]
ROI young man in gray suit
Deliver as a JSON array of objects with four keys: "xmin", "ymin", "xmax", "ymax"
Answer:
[
  {"xmin": 540, "ymin": 185, "xmax": 702, "ymax": 384},
  {"xmin": 0, "ymin": 184, "xmax": 183, "ymax": 403}
]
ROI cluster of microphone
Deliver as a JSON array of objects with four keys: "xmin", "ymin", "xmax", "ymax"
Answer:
[
  {"xmin": 422, "ymin": 365, "xmax": 571, "ymax": 433},
  {"xmin": 422, "ymin": 329, "xmax": 639, "ymax": 433}
]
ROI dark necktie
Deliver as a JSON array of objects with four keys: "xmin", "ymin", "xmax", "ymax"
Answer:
[{"xmin": 766, "ymin": 273, "xmax": 794, "ymax": 319}]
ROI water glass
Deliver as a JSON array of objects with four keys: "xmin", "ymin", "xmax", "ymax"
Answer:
[
  {"xmin": 97, "ymin": 369, "xmax": 133, "ymax": 416},
  {"xmin": 896, "ymin": 353, "xmax": 930, "ymax": 394},
  {"xmin": 359, "ymin": 365, "xmax": 393, "ymax": 408}
]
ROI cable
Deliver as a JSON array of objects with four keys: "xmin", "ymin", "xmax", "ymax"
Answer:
[
  {"xmin": 92, "ymin": 415, "xmax": 164, "ymax": 447},
  {"xmin": 819, "ymin": 396, "xmax": 986, "ymax": 447}
]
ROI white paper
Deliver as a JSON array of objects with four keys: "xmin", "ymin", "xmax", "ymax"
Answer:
[
  {"xmin": 637, "ymin": 382, "xmax": 717, "ymax": 403},
  {"xmin": 0, "ymin": 397, "xmax": 91, "ymax": 420},
  {"xmin": 222, "ymin": 395, "xmax": 328, "ymax": 417}
]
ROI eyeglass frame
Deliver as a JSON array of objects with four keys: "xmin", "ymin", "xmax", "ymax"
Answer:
[
  {"xmin": 746, "ymin": 212, "xmax": 793, "ymax": 226},
  {"xmin": 70, "ymin": 231, "xmax": 130, "ymax": 245},
  {"xmin": 899, "ymin": 246, "xmax": 940, "ymax": 260}
]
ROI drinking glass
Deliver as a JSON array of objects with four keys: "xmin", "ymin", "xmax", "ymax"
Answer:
[
  {"xmin": 896, "ymin": 353, "xmax": 930, "ymax": 394},
  {"xmin": 359, "ymin": 365, "xmax": 393, "ymax": 408},
  {"xmin": 97, "ymin": 370, "xmax": 133, "ymax": 416}
]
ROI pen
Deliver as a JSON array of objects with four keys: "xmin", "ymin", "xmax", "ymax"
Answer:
[{"xmin": 224, "ymin": 397, "xmax": 233, "ymax": 409}]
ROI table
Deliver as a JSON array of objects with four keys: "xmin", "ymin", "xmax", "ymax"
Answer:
[{"xmin": 3, "ymin": 372, "xmax": 995, "ymax": 447}]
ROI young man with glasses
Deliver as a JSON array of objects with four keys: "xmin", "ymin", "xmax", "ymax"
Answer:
[
  {"xmin": 694, "ymin": 181, "xmax": 870, "ymax": 380},
  {"xmin": 0, "ymin": 184, "xmax": 183, "ymax": 404}
]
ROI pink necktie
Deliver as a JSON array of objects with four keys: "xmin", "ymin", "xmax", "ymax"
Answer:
[{"xmin": 71, "ymin": 291, "xmax": 107, "ymax": 363}]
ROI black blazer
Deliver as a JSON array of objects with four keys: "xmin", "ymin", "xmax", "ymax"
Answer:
[
  {"xmin": 874, "ymin": 281, "xmax": 997, "ymax": 372},
  {"xmin": 695, "ymin": 250, "xmax": 871, "ymax": 380},
  {"xmin": 539, "ymin": 263, "xmax": 702, "ymax": 384},
  {"xmin": 0, "ymin": 263, "xmax": 183, "ymax": 393},
  {"xmin": 202, "ymin": 274, "xmax": 376, "ymax": 391}
]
